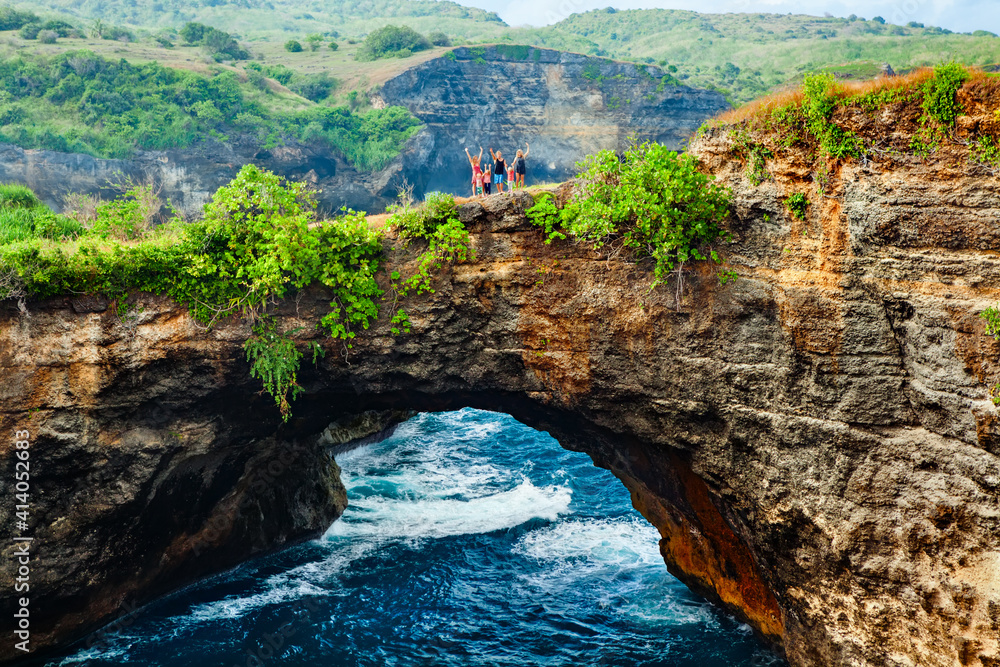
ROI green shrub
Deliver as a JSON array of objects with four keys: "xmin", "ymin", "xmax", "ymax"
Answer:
[
  {"xmin": 0, "ymin": 7, "xmax": 38, "ymax": 31},
  {"xmin": 0, "ymin": 183, "xmax": 82, "ymax": 244},
  {"xmin": 180, "ymin": 22, "xmax": 247, "ymax": 59},
  {"xmin": 559, "ymin": 140, "xmax": 731, "ymax": 287},
  {"xmin": 922, "ymin": 62, "xmax": 968, "ymax": 127},
  {"xmin": 387, "ymin": 190, "xmax": 470, "ymax": 298},
  {"xmin": 802, "ymin": 72, "xmax": 859, "ymax": 158},
  {"xmin": 243, "ymin": 315, "xmax": 307, "ymax": 421},
  {"xmin": 284, "ymin": 39, "xmax": 303, "ymax": 53},
  {"xmin": 0, "ymin": 184, "xmax": 41, "ymax": 209},
  {"xmin": 429, "ymin": 31, "xmax": 450, "ymax": 47},
  {"xmin": 356, "ymin": 24, "xmax": 431, "ymax": 61},
  {"xmin": 972, "ymin": 135, "xmax": 1000, "ymax": 168},
  {"xmin": 19, "ymin": 23, "xmax": 41, "ymax": 40},
  {"xmin": 305, "ymin": 33, "xmax": 324, "ymax": 51},
  {"xmin": 786, "ymin": 192, "xmax": 809, "ymax": 220},
  {"xmin": 290, "ymin": 72, "xmax": 338, "ymax": 102},
  {"xmin": 328, "ymin": 41, "xmax": 339, "ymax": 51},
  {"xmin": 525, "ymin": 193, "xmax": 566, "ymax": 243}
]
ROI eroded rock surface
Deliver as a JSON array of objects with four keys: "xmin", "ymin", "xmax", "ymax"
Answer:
[
  {"xmin": 2, "ymin": 139, "xmax": 1000, "ymax": 667},
  {"xmin": 0, "ymin": 140, "xmax": 390, "ymax": 218}
]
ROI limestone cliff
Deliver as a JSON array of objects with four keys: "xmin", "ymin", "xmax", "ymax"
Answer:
[
  {"xmin": 0, "ymin": 139, "xmax": 393, "ymax": 218},
  {"xmin": 3, "ymin": 96, "xmax": 1000, "ymax": 667},
  {"xmin": 380, "ymin": 45, "xmax": 729, "ymax": 195}
]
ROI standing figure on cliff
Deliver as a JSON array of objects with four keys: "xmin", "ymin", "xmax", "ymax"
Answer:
[
  {"xmin": 473, "ymin": 168, "xmax": 485, "ymax": 197},
  {"xmin": 506, "ymin": 160, "xmax": 516, "ymax": 192},
  {"xmin": 483, "ymin": 166, "xmax": 492, "ymax": 196},
  {"xmin": 465, "ymin": 146, "xmax": 484, "ymax": 197},
  {"xmin": 489, "ymin": 148, "xmax": 506, "ymax": 194},
  {"xmin": 513, "ymin": 143, "xmax": 529, "ymax": 189}
]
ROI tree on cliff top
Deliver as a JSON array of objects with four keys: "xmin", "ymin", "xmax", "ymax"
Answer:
[{"xmin": 355, "ymin": 24, "xmax": 431, "ymax": 61}]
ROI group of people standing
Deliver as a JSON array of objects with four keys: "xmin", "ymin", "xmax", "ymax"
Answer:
[{"xmin": 465, "ymin": 144, "xmax": 529, "ymax": 197}]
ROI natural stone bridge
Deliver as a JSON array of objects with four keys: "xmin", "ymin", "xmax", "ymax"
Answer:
[{"xmin": 2, "ymin": 137, "xmax": 1000, "ymax": 667}]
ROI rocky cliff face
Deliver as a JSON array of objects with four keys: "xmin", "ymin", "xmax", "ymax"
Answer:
[
  {"xmin": 2, "ymin": 125, "xmax": 1000, "ymax": 667},
  {"xmin": 0, "ymin": 139, "xmax": 395, "ymax": 218},
  {"xmin": 380, "ymin": 46, "xmax": 729, "ymax": 195}
]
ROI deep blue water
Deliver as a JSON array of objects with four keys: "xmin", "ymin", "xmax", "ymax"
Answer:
[{"xmin": 53, "ymin": 409, "xmax": 783, "ymax": 667}]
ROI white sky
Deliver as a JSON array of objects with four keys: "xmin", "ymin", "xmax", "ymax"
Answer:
[{"xmin": 456, "ymin": 0, "xmax": 1000, "ymax": 33}]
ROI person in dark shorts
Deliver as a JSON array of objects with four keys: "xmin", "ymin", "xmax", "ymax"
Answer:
[
  {"xmin": 483, "ymin": 166, "xmax": 492, "ymax": 195},
  {"xmin": 489, "ymin": 148, "xmax": 506, "ymax": 194},
  {"xmin": 513, "ymin": 143, "xmax": 529, "ymax": 189}
]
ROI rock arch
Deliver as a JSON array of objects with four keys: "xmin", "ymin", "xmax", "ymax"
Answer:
[{"xmin": 3, "ymin": 176, "xmax": 1000, "ymax": 667}]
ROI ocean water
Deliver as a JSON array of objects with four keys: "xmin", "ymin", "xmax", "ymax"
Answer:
[{"xmin": 53, "ymin": 409, "xmax": 784, "ymax": 667}]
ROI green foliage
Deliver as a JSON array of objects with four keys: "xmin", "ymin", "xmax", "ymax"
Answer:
[
  {"xmin": 289, "ymin": 72, "xmax": 338, "ymax": 102},
  {"xmin": 922, "ymin": 62, "xmax": 968, "ymax": 127},
  {"xmin": 0, "ymin": 6, "xmax": 38, "ymax": 31},
  {"xmin": 443, "ymin": 50, "xmax": 457, "ymax": 61},
  {"xmin": 728, "ymin": 127, "xmax": 773, "ymax": 185},
  {"xmin": 560, "ymin": 140, "xmax": 731, "ymax": 286},
  {"xmin": 284, "ymin": 40, "xmax": 303, "ymax": 52},
  {"xmin": 496, "ymin": 44, "xmax": 531, "ymax": 60},
  {"xmin": 525, "ymin": 193, "xmax": 566, "ymax": 243},
  {"xmin": 1, "ymin": 164, "xmax": 383, "ymax": 331},
  {"xmin": 243, "ymin": 316, "xmax": 305, "ymax": 421},
  {"xmin": 972, "ymin": 135, "xmax": 1000, "ymax": 168},
  {"xmin": 0, "ymin": 50, "xmax": 257, "ymax": 158},
  {"xmin": 581, "ymin": 62, "xmax": 602, "ymax": 81},
  {"xmin": 88, "ymin": 184, "xmax": 156, "ymax": 241},
  {"xmin": 801, "ymin": 72, "xmax": 859, "ymax": 159},
  {"xmin": 0, "ymin": 184, "xmax": 40, "ymax": 209},
  {"xmin": 0, "ymin": 50, "xmax": 418, "ymax": 172},
  {"xmin": 245, "ymin": 61, "xmax": 294, "ymax": 85},
  {"xmin": 389, "ymin": 308, "xmax": 411, "ymax": 336},
  {"xmin": 983, "ymin": 306, "xmax": 1000, "ymax": 339},
  {"xmin": 292, "ymin": 105, "xmax": 421, "ymax": 172},
  {"xmin": 786, "ymin": 192, "xmax": 809, "ymax": 220},
  {"xmin": 356, "ymin": 24, "xmax": 431, "ymax": 61},
  {"xmin": 0, "ymin": 184, "xmax": 82, "ymax": 244},
  {"xmin": 328, "ymin": 41, "xmax": 339, "ymax": 51},
  {"xmin": 305, "ymin": 33, "xmax": 325, "ymax": 51},
  {"xmin": 388, "ymin": 190, "xmax": 471, "ymax": 296},
  {"xmin": 428, "ymin": 31, "xmax": 450, "ymax": 47}
]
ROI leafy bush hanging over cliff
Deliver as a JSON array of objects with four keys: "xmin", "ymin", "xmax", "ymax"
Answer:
[
  {"xmin": 528, "ymin": 141, "xmax": 731, "ymax": 293},
  {"xmin": 0, "ymin": 167, "xmax": 384, "ymax": 417}
]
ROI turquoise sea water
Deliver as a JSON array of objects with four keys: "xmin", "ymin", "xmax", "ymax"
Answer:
[{"xmin": 53, "ymin": 409, "xmax": 784, "ymax": 667}]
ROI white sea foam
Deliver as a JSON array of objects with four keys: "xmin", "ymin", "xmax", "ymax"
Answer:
[
  {"xmin": 514, "ymin": 516, "xmax": 663, "ymax": 566},
  {"xmin": 513, "ymin": 516, "xmax": 719, "ymax": 627},
  {"xmin": 327, "ymin": 479, "xmax": 572, "ymax": 542}
]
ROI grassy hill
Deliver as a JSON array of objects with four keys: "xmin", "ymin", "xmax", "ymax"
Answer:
[
  {"xmin": 9, "ymin": 0, "xmax": 506, "ymax": 41},
  {"xmin": 517, "ymin": 9, "xmax": 1000, "ymax": 103},
  {"xmin": 9, "ymin": 1, "xmax": 1000, "ymax": 107}
]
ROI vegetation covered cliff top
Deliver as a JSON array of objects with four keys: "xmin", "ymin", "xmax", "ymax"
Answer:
[{"xmin": 697, "ymin": 64, "xmax": 1000, "ymax": 182}]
